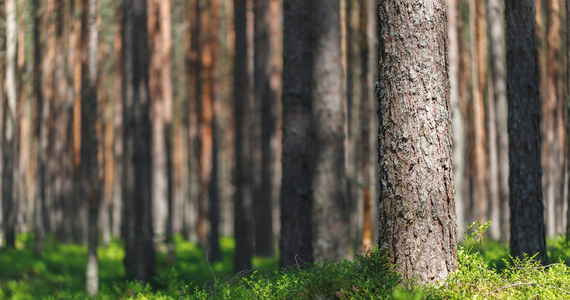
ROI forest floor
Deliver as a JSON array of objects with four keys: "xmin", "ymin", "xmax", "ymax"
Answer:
[{"xmin": 1, "ymin": 225, "xmax": 570, "ymax": 299}]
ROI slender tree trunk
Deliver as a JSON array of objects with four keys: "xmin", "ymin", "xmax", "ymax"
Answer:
[
  {"xmin": 233, "ymin": 0, "xmax": 254, "ymax": 272},
  {"xmin": 505, "ymin": 0, "xmax": 547, "ymax": 261},
  {"xmin": 122, "ymin": 0, "xmax": 155, "ymax": 282},
  {"xmin": 80, "ymin": 0, "xmax": 100, "ymax": 295},
  {"xmin": 253, "ymin": 0, "xmax": 276, "ymax": 257},
  {"xmin": 487, "ymin": 0, "xmax": 510, "ymax": 242},
  {"xmin": 358, "ymin": 0, "xmax": 375, "ymax": 251},
  {"xmin": 2, "ymin": 0, "xmax": 18, "ymax": 248},
  {"xmin": 544, "ymin": 0, "xmax": 562, "ymax": 237},
  {"xmin": 566, "ymin": 0, "xmax": 570, "ymax": 241},
  {"xmin": 111, "ymin": 0, "xmax": 123, "ymax": 240},
  {"xmin": 148, "ymin": 0, "xmax": 173, "ymax": 245},
  {"xmin": 33, "ymin": 0, "xmax": 47, "ymax": 256},
  {"xmin": 377, "ymin": 0, "xmax": 457, "ymax": 284}
]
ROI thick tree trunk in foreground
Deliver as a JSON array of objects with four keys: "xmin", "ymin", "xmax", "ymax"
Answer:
[
  {"xmin": 122, "ymin": 0, "xmax": 155, "ymax": 282},
  {"xmin": 80, "ymin": 0, "xmax": 100, "ymax": 295},
  {"xmin": 505, "ymin": 0, "xmax": 547, "ymax": 261},
  {"xmin": 377, "ymin": 0, "xmax": 457, "ymax": 284}
]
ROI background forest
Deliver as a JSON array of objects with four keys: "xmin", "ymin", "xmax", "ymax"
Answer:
[{"xmin": 0, "ymin": 0, "xmax": 570, "ymax": 298}]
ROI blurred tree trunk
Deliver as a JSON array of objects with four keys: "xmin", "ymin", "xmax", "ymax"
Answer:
[
  {"xmin": 111, "ymin": 0, "xmax": 123, "ymax": 240},
  {"xmin": 280, "ymin": 0, "xmax": 348, "ymax": 267},
  {"xmin": 377, "ymin": 0, "xmax": 457, "ymax": 284},
  {"xmin": 184, "ymin": 0, "xmax": 199, "ymax": 243},
  {"xmin": 148, "ymin": 0, "xmax": 174, "ymax": 253},
  {"xmin": 233, "ymin": 0, "xmax": 253, "ymax": 272},
  {"xmin": 505, "ymin": 0, "xmax": 547, "ymax": 261},
  {"xmin": 344, "ymin": 0, "xmax": 356, "ymax": 249},
  {"xmin": 358, "ymin": 0, "xmax": 375, "ymax": 251},
  {"xmin": 205, "ymin": 0, "xmax": 221, "ymax": 262},
  {"xmin": 33, "ymin": 0, "xmax": 48, "ymax": 256},
  {"xmin": 567, "ymin": 0, "xmax": 570, "ymax": 240},
  {"xmin": 149, "ymin": 0, "xmax": 172, "ymax": 246},
  {"xmin": 469, "ymin": 0, "xmax": 488, "ymax": 226},
  {"xmin": 2, "ymin": 0, "xmax": 18, "ymax": 248},
  {"xmin": 543, "ymin": 0, "xmax": 562, "ymax": 237},
  {"xmin": 253, "ymin": 0, "xmax": 277, "ymax": 257},
  {"xmin": 487, "ymin": 0, "xmax": 509, "ymax": 242},
  {"xmin": 448, "ymin": 0, "xmax": 464, "ymax": 239},
  {"xmin": 80, "ymin": 0, "xmax": 100, "ymax": 295},
  {"xmin": 122, "ymin": 0, "xmax": 156, "ymax": 282}
]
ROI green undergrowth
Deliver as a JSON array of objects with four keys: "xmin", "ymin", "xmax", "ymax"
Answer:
[{"xmin": 1, "ymin": 224, "xmax": 570, "ymax": 299}]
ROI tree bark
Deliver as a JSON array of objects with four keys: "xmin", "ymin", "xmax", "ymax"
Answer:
[
  {"xmin": 377, "ymin": 0, "xmax": 457, "ymax": 284},
  {"xmin": 33, "ymin": 0, "xmax": 48, "ymax": 256},
  {"xmin": 487, "ymin": 0, "xmax": 509, "ymax": 242},
  {"xmin": 79, "ymin": 0, "xmax": 100, "ymax": 295},
  {"xmin": 2, "ymin": 0, "xmax": 18, "ymax": 248},
  {"xmin": 233, "ymin": 0, "xmax": 254, "ymax": 272},
  {"xmin": 505, "ymin": 0, "xmax": 547, "ymax": 261},
  {"xmin": 122, "ymin": 0, "xmax": 156, "ymax": 282},
  {"xmin": 358, "ymin": 0, "xmax": 375, "ymax": 251},
  {"xmin": 447, "ymin": 0, "xmax": 464, "ymax": 239},
  {"xmin": 253, "ymin": 0, "xmax": 277, "ymax": 257},
  {"xmin": 148, "ymin": 0, "xmax": 173, "ymax": 246},
  {"xmin": 280, "ymin": 0, "xmax": 348, "ymax": 267}
]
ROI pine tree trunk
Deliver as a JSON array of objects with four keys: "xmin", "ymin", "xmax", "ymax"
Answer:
[
  {"xmin": 280, "ymin": 0, "xmax": 348, "ymax": 267},
  {"xmin": 447, "ymin": 0, "xmax": 464, "ymax": 239},
  {"xmin": 505, "ymin": 0, "xmax": 547, "ymax": 261},
  {"xmin": 33, "ymin": 0, "xmax": 47, "ymax": 256},
  {"xmin": 122, "ymin": 0, "xmax": 156, "ymax": 282},
  {"xmin": 80, "ymin": 0, "xmax": 100, "ymax": 294},
  {"xmin": 377, "ymin": 0, "xmax": 457, "ymax": 284},
  {"xmin": 233, "ymin": 0, "xmax": 254, "ymax": 272},
  {"xmin": 2, "ymin": 0, "xmax": 18, "ymax": 249},
  {"xmin": 253, "ymin": 0, "xmax": 276, "ymax": 257},
  {"xmin": 487, "ymin": 0, "xmax": 509, "ymax": 242}
]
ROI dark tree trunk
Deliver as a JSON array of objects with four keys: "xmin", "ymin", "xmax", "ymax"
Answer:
[
  {"xmin": 207, "ymin": 0, "xmax": 221, "ymax": 262},
  {"xmin": 377, "ymin": 0, "xmax": 457, "ymax": 284},
  {"xmin": 567, "ymin": 0, "xmax": 570, "ymax": 241},
  {"xmin": 2, "ymin": 0, "xmax": 18, "ymax": 249},
  {"xmin": 280, "ymin": 0, "xmax": 348, "ymax": 267},
  {"xmin": 79, "ymin": 0, "xmax": 100, "ymax": 295},
  {"xmin": 505, "ymin": 0, "xmax": 547, "ymax": 261},
  {"xmin": 33, "ymin": 0, "xmax": 48, "ymax": 256},
  {"xmin": 233, "ymin": 0, "xmax": 254, "ymax": 272},
  {"xmin": 122, "ymin": 0, "xmax": 156, "ymax": 282},
  {"xmin": 253, "ymin": 0, "xmax": 276, "ymax": 257}
]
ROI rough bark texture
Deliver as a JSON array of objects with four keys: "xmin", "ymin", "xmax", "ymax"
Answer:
[
  {"xmin": 122, "ymin": 0, "xmax": 156, "ymax": 282},
  {"xmin": 487, "ymin": 0, "xmax": 509, "ymax": 242},
  {"xmin": 253, "ymin": 0, "xmax": 276, "ymax": 257},
  {"xmin": 79, "ymin": 0, "xmax": 100, "ymax": 295},
  {"xmin": 505, "ymin": 0, "xmax": 547, "ymax": 261},
  {"xmin": 377, "ymin": 0, "xmax": 457, "ymax": 284}
]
